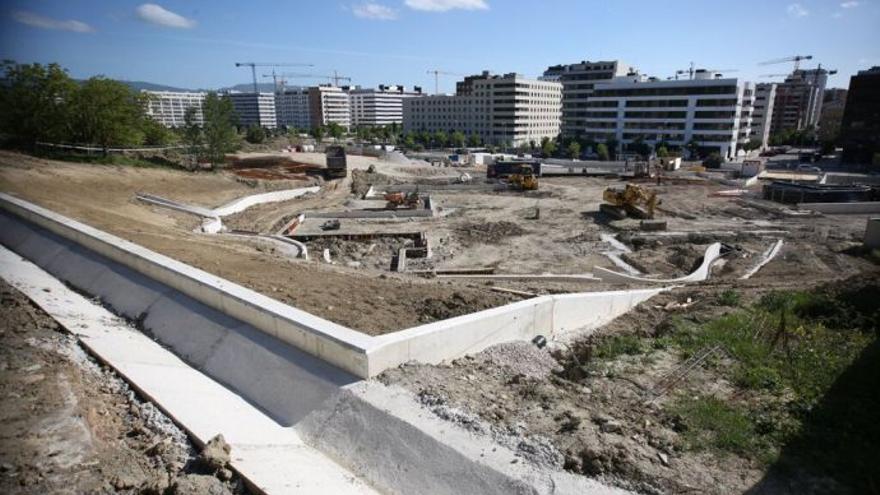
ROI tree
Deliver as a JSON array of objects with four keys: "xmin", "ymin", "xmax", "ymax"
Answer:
[
  {"xmin": 703, "ymin": 152, "xmax": 723, "ymax": 168},
  {"xmin": 656, "ymin": 145, "xmax": 669, "ymax": 159},
  {"xmin": 182, "ymin": 107, "xmax": 202, "ymax": 166},
  {"xmin": 467, "ymin": 133, "xmax": 481, "ymax": 147},
  {"xmin": 142, "ymin": 117, "xmax": 177, "ymax": 146},
  {"xmin": 245, "ymin": 125, "xmax": 266, "ymax": 144},
  {"xmin": 402, "ymin": 133, "xmax": 416, "ymax": 149},
  {"xmin": 433, "ymin": 130, "xmax": 448, "ymax": 148},
  {"xmin": 541, "ymin": 138, "xmax": 557, "ymax": 157},
  {"xmin": 69, "ymin": 77, "xmax": 147, "ymax": 153},
  {"xmin": 596, "ymin": 143, "xmax": 610, "ymax": 161},
  {"xmin": 567, "ymin": 141, "xmax": 581, "ymax": 160},
  {"xmin": 529, "ymin": 139, "xmax": 537, "ymax": 150},
  {"xmin": 0, "ymin": 61, "xmax": 77, "ymax": 147},
  {"xmin": 685, "ymin": 139, "xmax": 701, "ymax": 160},
  {"xmin": 450, "ymin": 130, "xmax": 466, "ymax": 148},
  {"xmin": 312, "ymin": 126, "xmax": 325, "ymax": 143},
  {"xmin": 326, "ymin": 122, "xmax": 344, "ymax": 140},
  {"xmin": 201, "ymin": 92, "xmax": 239, "ymax": 168}
]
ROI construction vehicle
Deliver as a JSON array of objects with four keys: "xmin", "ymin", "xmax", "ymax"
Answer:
[
  {"xmin": 324, "ymin": 146, "xmax": 347, "ymax": 179},
  {"xmin": 384, "ymin": 191, "xmax": 421, "ymax": 209},
  {"xmin": 507, "ymin": 164, "xmax": 539, "ymax": 191},
  {"xmin": 600, "ymin": 184, "xmax": 660, "ymax": 220}
]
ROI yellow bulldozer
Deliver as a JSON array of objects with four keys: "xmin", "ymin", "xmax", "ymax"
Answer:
[
  {"xmin": 508, "ymin": 164, "xmax": 539, "ymax": 191},
  {"xmin": 600, "ymin": 184, "xmax": 660, "ymax": 220}
]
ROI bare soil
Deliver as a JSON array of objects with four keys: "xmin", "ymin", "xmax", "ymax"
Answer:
[{"xmin": 0, "ymin": 281, "xmax": 247, "ymax": 495}]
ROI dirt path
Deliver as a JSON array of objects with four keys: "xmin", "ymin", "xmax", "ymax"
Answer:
[{"xmin": 0, "ymin": 281, "xmax": 247, "ymax": 494}]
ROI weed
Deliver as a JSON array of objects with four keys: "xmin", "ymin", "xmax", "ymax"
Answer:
[
  {"xmin": 718, "ymin": 289, "xmax": 741, "ymax": 307},
  {"xmin": 594, "ymin": 334, "xmax": 644, "ymax": 359}
]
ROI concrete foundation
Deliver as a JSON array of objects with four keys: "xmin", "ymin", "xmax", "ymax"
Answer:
[
  {"xmin": 798, "ymin": 202, "xmax": 880, "ymax": 215},
  {"xmin": 865, "ymin": 218, "xmax": 880, "ymax": 249}
]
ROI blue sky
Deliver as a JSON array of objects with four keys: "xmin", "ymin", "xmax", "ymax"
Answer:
[{"xmin": 1, "ymin": 0, "xmax": 878, "ymax": 92}]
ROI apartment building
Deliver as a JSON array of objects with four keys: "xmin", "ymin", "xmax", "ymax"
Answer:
[
  {"xmin": 143, "ymin": 90, "xmax": 206, "ymax": 127},
  {"xmin": 581, "ymin": 71, "xmax": 755, "ymax": 159},
  {"xmin": 226, "ymin": 92, "xmax": 277, "ymax": 129},
  {"xmin": 769, "ymin": 68, "xmax": 830, "ymax": 134},
  {"xmin": 750, "ymin": 83, "xmax": 776, "ymax": 148},
  {"xmin": 275, "ymin": 89, "xmax": 311, "ymax": 129},
  {"xmin": 403, "ymin": 71, "xmax": 562, "ymax": 146},
  {"xmin": 308, "ymin": 85, "xmax": 351, "ymax": 129},
  {"xmin": 347, "ymin": 85, "xmax": 423, "ymax": 127},
  {"xmin": 840, "ymin": 67, "xmax": 880, "ymax": 165},
  {"xmin": 542, "ymin": 60, "xmax": 635, "ymax": 136}
]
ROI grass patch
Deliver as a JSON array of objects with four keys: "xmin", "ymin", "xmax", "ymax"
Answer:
[
  {"xmin": 671, "ymin": 396, "xmax": 765, "ymax": 457},
  {"xmin": 717, "ymin": 289, "xmax": 741, "ymax": 307},
  {"xmin": 32, "ymin": 149, "xmax": 183, "ymax": 169},
  {"xmin": 594, "ymin": 334, "xmax": 644, "ymax": 360}
]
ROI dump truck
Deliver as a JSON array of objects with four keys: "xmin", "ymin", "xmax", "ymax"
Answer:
[
  {"xmin": 600, "ymin": 184, "xmax": 660, "ymax": 220},
  {"xmin": 324, "ymin": 145, "xmax": 347, "ymax": 179}
]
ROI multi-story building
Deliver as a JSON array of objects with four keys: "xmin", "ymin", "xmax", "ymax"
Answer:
[
  {"xmin": 308, "ymin": 85, "xmax": 351, "ymax": 129},
  {"xmin": 818, "ymin": 88, "xmax": 848, "ymax": 143},
  {"xmin": 142, "ymin": 90, "xmax": 206, "ymax": 127},
  {"xmin": 840, "ymin": 67, "xmax": 880, "ymax": 165},
  {"xmin": 226, "ymin": 92, "xmax": 277, "ymax": 129},
  {"xmin": 581, "ymin": 71, "xmax": 755, "ymax": 159},
  {"xmin": 542, "ymin": 60, "xmax": 635, "ymax": 136},
  {"xmin": 403, "ymin": 71, "xmax": 562, "ymax": 146},
  {"xmin": 769, "ymin": 68, "xmax": 831, "ymax": 135},
  {"xmin": 750, "ymin": 83, "xmax": 777, "ymax": 148},
  {"xmin": 347, "ymin": 85, "xmax": 424, "ymax": 127},
  {"xmin": 274, "ymin": 89, "xmax": 311, "ymax": 130}
]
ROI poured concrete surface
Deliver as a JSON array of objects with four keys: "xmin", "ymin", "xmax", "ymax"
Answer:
[{"xmin": 0, "ymin": 246, "xmax": 377, "ymax": 495}]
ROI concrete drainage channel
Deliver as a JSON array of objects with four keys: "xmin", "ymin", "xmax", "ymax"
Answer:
[{"xmin": 2, "ymin": 193, "xmax": 715, "ymax": 494}]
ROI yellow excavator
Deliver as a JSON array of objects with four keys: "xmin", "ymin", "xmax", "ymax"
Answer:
[
  {"xmin": 508, "ymin": 164, "xmax": 539, "ymax": 191},
  {"xmin": 600, "ymin": 184, "xmax": 660, "ymax": 220}
]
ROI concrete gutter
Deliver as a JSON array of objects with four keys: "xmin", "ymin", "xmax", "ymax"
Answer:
[
  {"xmin": 0, "ymin": 246, "xmax": 377, "ymax": 495},
  {"xmin": 740, "ymin": 239, "xmax": 783, "ymax": 280},
  {"xmin": 593, "ymin": 243, "xmax": 723, "ymax": 284}
]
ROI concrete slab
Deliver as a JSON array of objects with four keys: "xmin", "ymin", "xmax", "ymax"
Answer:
[
  {"xmin": 593, "ymin": 243, "xmax": 723, "ymax": 284},
  {"xmin": 0, "ymin": 246, "xmax": 377, "ymax": 495}
]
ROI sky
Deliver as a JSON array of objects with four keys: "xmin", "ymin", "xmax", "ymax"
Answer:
[{"xmin": 1, "ymin": 0, "xmax": 878, "ymax": 93}]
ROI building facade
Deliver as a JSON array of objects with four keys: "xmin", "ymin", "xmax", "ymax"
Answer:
[
  {"xmin": 581, "ymin": 72, "xmax": 755, "ymax": 159},
  {"xmin": 840, "ymin": 67, "xmax": 880, "ymax": 165},
  {"xmin": 750, "ymin": 83, "xmax": 776, "ymax": 148},
  {"xmin": 403, "ymin": 72, "xmax": 562, "ymax": 146},
  {"xmin": 347, "ymin": 85, "xmax": 423, "ymax": 127},
  {"xmin": 143, "ymin": 90, "xmax": 206, "ymax": 127},
  {"xmin": 308, "ymin": 86, "xmax": 351, "ymax": 129},
  {"xmin": 275, "ymin": 89, "xmax": 311, "ymax": 130},
  {"xmin": 769, "ymin": 68, "xmax": 830, "ymax": 135},
  {"xmin": 226, "ymin": 92, "xmax": 277, "ymax": 129},
  {"xmin": 542, "ymin": 60, "xmax": 635, "ymax": 136}
]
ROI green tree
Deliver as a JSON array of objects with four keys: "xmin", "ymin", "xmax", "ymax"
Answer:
[
  {"xmin": 567, "ymin": 141, "xmax": 582, "ymax": 160},
  {"xmin": 182, "ymin": 107, "xmax": 202, "ymax": 166},
  {"xmin": 69, "ymin": 77, "xmax": 147, "ymax": 153},
  {"xmin": 245, "ymin": 125, "xmax": 266, "ymax": 144},
  {"xmin": 685, "ymin": 139, "xmax": 701, "ymax": 160},
  {"xmin": 312, "ymin": 126, "xmax": 325, "ymax": 143},
  {"xmin": 326, "ymin": 122, "xmax": 344, "ymax": 140},
  {"xmin": 433, "ymin": 130, "xmax": 448, "ymax": 148},
  {"xmin": 703, "ymin": 152, "xmax": 723, "ymax": 168},
  {"xmin": 656, "ymin": 145, "xmax": 669, "ymax": 159},
  {"xmin": 0, "ymin": 61, "xmax": 77, "ymax": 147},
  {"xmin": 541, "ymin": 137, "xmax": 557, "ymax": 157},
  {"xmin": 467, "ymin": 133, "xmax": 481, "ymax": 147},
  {"xmin": 201, "ymin": 92, "xmax": 239, "ymax": 168},
  {"xmin": 596, "ymin": 143, "xmax": 610, "ymax": 161},
  {"xmin": 142, "ymin": 118, "xmax": 177, "ymax": 146},
  {"xmin": 450, "ymin": 130, "xmax": 466, "ymax": 148},
  {"xmin": 403, "ymin": 133, "xmax": 416, "ymax": 149}
]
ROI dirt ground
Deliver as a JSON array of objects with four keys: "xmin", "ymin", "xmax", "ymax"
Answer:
[
  {"xmin": 0, "ymin": 281, "xmax": 247, "ymax": 495},
  {"xmin": 2, "ymin": 149, "xmax": 876, "ymax": 335}
]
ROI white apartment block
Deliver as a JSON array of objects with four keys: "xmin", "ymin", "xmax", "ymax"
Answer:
[
  {"xmin": 347, "ymin": 85, "xmax": 424, "ymax": 127},
  {"xmin": 542, "ymin": 60, "xmax": 636, "ymax": 136},
  {"xmin": 582, "ymin": 71, "xmax": 756, "ymax": 159},
  {"xmin": 308, "ymin": 85, "xmax": 351, "ymax": 129},
  {"xmin": 750, "ymin": 83, "xmax": 777, "ymax": 148},
  {"xmin": 143, "ymin": 90, "xmax": 206, "ymax": 127},
  {"xmin": 403, "ymin": 72, "xmax": 562, "ymax": 146},
  {"xmin": 275, "ymin": 89, "xmax": 311, "ymax": 130},
  {"xmin": 226, "ymin": 92, "xmax": 277, "ymax": 129}
]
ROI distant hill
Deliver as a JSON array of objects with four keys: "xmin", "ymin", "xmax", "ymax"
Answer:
[
  {"xmin": 120, "ymin": 80, "xmax": 194, "ymax": 92},
  {"xmin": 219, "ymin": 82, "xmax": 279, "ymax": 93}
]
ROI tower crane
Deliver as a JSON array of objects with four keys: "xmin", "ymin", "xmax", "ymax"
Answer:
[
  {"xmin": 674, "ymin": 62, "xmax": 738, "ymax": 80},
  {"xmin": 426, "ymin": 69, "xmax": 464, "ymax": 94},
  {"xmin": 759, "ymin": 55, "xmax": 813, "ymax": 72},
  {"xmin": 234, "ymin": 62, "xmax": 314, "ymax": 93},
  {"xmin": 264, "ymin": 71, "xmax": 352, "ymax": 91}
]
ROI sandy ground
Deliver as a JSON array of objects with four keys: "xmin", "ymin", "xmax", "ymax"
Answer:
[{"xmin": 0, "ymin": 281, "xmax": 247, "ymax": 495}]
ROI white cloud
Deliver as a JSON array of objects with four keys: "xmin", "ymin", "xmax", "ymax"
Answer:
[
  {"xmin": 840, "ymin": 1, "xmax": 860, "ymax": 8},
  {"xmin": 787, "ymin": 3, "xmax": 809, "ymax": 17},
  {"xmin": 405, "ymin": 0, "xmax": 489, "ymax": 12},
  {"xmin": 11, "ymin": 10, "xmax": 94, "ymax": 33},
  {"xmin": 135, "ymin": 3, "xmax": 196, "ymax": 29},
  {"xmin": 352, "ymin": 2, "xmax": 398, "ymax": 20}
]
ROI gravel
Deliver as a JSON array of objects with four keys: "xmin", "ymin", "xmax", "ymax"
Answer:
[{"xmin": 475, "ymin": 341, "xmax": 562, "ymax": 379}]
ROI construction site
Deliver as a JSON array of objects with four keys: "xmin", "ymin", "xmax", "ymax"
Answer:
[{"xmin": 1, "ymin": 145, "xmax": 878, "ymax": 495}]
